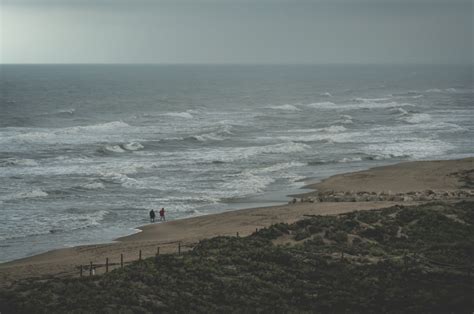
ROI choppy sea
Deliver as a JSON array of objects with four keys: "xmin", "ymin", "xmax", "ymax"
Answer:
[{"xmin": 1, "ymin": 64, "xmax": 472, "ymax": 262}]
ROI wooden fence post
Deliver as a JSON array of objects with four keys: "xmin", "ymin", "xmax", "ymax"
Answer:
[
  {"xmin": 120, "ymin": 253, "xmax": 124, "ymax": 268},
  {"xmin": 403, "ymin": 252, "xmax": 408, "ymax": 272},
  {"xmin": 80, "ymin": 265, "xmax": 83, "ymax": 278},
  {"xmin": 106, "ymin": 257, "xmax": 109, "ymax": 273},
  {"xmin": 139, "ymin": 250, "xmax": 142, "ymax": 261},
  {"xmin": 156, "ymin": 247, "xmax": 160, "ymax": 256},
  {"xmin": 256, "ymin": 228, "xmax": 258, "ymax": 233},
  {"xmin": 236, "ymin": 232, "xmax": 239, "ymax": 237},
  {"xmin": 89, "ymin": 261, "xmax": 93, "ymax": 276},
  {"xmin": 178, "ymin": 242, "xmax": 181, "ymax": 255}
]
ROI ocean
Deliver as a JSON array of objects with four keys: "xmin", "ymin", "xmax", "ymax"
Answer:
[{"xmin": 0, "ymin": 64, "xmax": 472, "ymax": 262}]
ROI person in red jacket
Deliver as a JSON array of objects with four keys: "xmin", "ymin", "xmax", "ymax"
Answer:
[{"xmin": 159, "ymin": 207, "xmax": 165, "ymax": 221}]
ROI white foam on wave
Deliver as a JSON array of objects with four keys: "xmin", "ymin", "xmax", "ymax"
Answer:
[
  {"xmin": 391, "ymin": 92, "xmax": 424, "ymax": 99},
  {"xmin": 157, "ymin": 195, "xmax": 220, "ymax": 204},
  {"xmin": 57, "ymin": 108, "xmax": 76, "ymax": 115},
  {"xmin": 364, "ymin": 138, "xmax": 454, "ymax": 159},
  {"xmin": 267, "ymin": 104, "xmax": 301, "ymax": 111},
  {"xmin": 101, "ymin": 142, "xmax": 144, "ymax": 153},
  {"xmin": 354, "ymin": 97, "xmax": 391, "ymax": 103},
  {"xmin": 191, "ymin": 134, "xmax": 224, "ymax": 142},
  {"xmin": 393, "ymin": 107, "xmax": 409, "ymax": 115},
  {"xmin": 103, "ymin": 145, "xmax": 126, "ymax": 153},
  {"xmin": 188, "ymin": 123, "xmax": 234, "ymax": 142},
  {"xmin": 372, "ymin": 120, "xmax": 466, "ymax": 135},
  {"xmin": 123, "ymin": 142, "xmax": 144, "ymax": 151},
  {"xmin": 162, "ymin": 112, "xmax": 194, "ymax": 119},
  {"xmin": 67, "ymin": 121, "xmax": 130, "ymax": 132},
  {"xmin": 99, "ymin": 171, "xmax": 145, "ymax": 189},
  {"xmin": 350, "ymin": 100, "xmax": 414, "ymax": 110},
  {"xmin": 221, "ymin": 172, "xmax": 276, "ymax": 197},
  {"xmin": 339, "ymin": 157, "xmax": 363, "ymax": 163},
  {"xmin": 320, "ymin": 92, "xmax": 332, "ymax": 97},
  {"xmin": 218, "ymin": 161, "xmax": 306, "ymax": 197},
  {"xmin": 9, "ymin": 209, "xmax": 111, "ymax": 241},
  {"xmin": 270, "ymin": 128, "xmax": 366, "ymax": 144},
  {"xmin": 321, "ymin": 125, "xmax": 347, "ymax": 133},
  {"xmin": 7, "ymin": 121, "xmax": 131, "ymax": 146},
  {"xmin": 306, "ymin": 101, "xmax": 336, "ymax": 109},
  {"xmin": 251, "ymin": 161, "xmax": 306, "ymax": 174},
  {"xmin": 306, "ymin": 100, "xmax": 413, "ymax": 111},
  {"xmin": 1, "ymin": 189, "xmax": 48, "ymax": 202},
  {"xmin": 403, "ymin": 113, "xmax": 432, "ymax": 124},
  {"xmin": 336, "ymin": 114, "xmax": 353, "ymax": 124},
  {"xmin": 425, "ymin": 88, "xmax": 459, "ymax": 93},
  {"xmin": 258, "ymin": 142, "xmax": 310, "ymax": 154},
  {"xmin": 81, "ymin": 182, "xmax": 105, "ymax": 190},
  {"xmin": 177, "ymin": 141, "xmax": 311, "ymax": 164}
]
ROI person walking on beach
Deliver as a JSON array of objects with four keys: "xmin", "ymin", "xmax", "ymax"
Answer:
[
  {"xmin": 149, "ymin": 209, "xmax": 156, "ymax": 222},
  {"xmin": 159, "ymin": 207, "xmax": 165, "ymax": 221}
]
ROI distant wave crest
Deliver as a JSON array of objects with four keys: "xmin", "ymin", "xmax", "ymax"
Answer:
[
  {"xmin": 267, "ymin": 104, "xmax": 301, "ymax": 111},
  {"xmin": 162, "ymin": 112, "xmax": 194, "ymax": 119}
]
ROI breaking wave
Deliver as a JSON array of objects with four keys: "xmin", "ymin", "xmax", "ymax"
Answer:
[
  {"xmin": 403, "ymin": 113, "xmax": 432, "ymax": 124},
  {"xmin": 321, "ymin": 125, "xmax": 347, "ymax": 133},
  {"xmin": 162, "ymin": 112, "xmax": 194, "ymax": 119},
  {"xmin": 1, "ymin": 189, "xmax": 48, "ymax": 202},
  {"xmin": 336, "ymin": 114, "xmax": 353, "ymax": 124},
  {"xmin": 306, "ymin": 101, "xmax": 336, "ymax": 109},
  {"xmin": 392, "ymin": 107, "xmax": 409, "ymax": 115},
  {"xmin": 80, "ymin": 182, "xmax": 105, "ymax": 190},
  {"xmin": 267, "ymin": 104, "xmax": 301, "ymax": 111},
  {"xmin": 306, "ymin": 100, "xmax": 413, "ymax": 111},
  {"xmin": 364, "ymin": 139, "xmax": 454, "ymax": 159},
  {"xmin": 188, "ymin": 125, "xmax": 233, "ymax": 142},
  {"xmin": 100, "ymin": 142, "xmax": 144, "ymax": 154},
  {"xmin": 102, "ymin": 145, "xmax": 126, "ymax": 153},
  {"xmin": 9, "ymin": 121, "xmax": 131, "ymax": 144},
  {"xmin": 123, "ymin": 142, "xmax": 144, "ymax": 151}
]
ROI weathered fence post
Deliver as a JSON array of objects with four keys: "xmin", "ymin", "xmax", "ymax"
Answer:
[
  {"xmin": 156, "ymin": 247, "xmax": 160, "ymax": 256},
  {"xmin": 256, "ymin": 228, "xmax": 258, "ymax": 233},
  {"xmin": 236, "ymin": 232, "xmax": 239, "ymax": 237},
  {"xmin": 106, "ymin": 257, "xmax": 109, "ymax": 273},
  {"xmin": 89, "ymin": 261, "xmax": 93, "ymax": 276},
  {"xmin": 178, "ymin": 242, "xmax": 181, "ymax": 255},
  {"xmin": 139, "ymin": 250, "xmax": 142, "ymax": 261},
  {"xmin": 80, "ymin": 265, "xmax": 83, "ymax": 278},
  {"xmin": 403, "ymin": 251, "xmax": 408, "ymax": 272},
  {"xmin": 120, "ymin": 253, "xmax": 124, "ymax": 268}
]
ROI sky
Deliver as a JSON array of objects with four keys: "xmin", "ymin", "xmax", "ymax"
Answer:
[{"xmin": 1, "ymin": 0, "xmax": 473, "ymax": 64}]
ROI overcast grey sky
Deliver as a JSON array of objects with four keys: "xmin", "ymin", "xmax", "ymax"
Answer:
[{"xmin": 1, "ymin": 0, "xmax": 472, "ymax": 64}]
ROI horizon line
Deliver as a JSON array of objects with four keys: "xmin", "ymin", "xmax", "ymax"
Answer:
[{"xmin": 1, "ymin": 62, "xmax": 472, "ymax": 66}]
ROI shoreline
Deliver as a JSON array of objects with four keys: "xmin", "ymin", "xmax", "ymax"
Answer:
[{"xmin": 0, "ymin": 157, "xmax": 472, "ymax": 285}]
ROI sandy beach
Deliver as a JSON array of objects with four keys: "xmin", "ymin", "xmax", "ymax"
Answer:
[{"xmin": 1, "ymin": 157, "xmax": 472, "ymax": 286}]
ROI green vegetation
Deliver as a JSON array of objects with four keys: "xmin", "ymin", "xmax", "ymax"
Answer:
[{"xmin": 1, "ymin": 201, "xmax": 473, "ymax": 313}]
